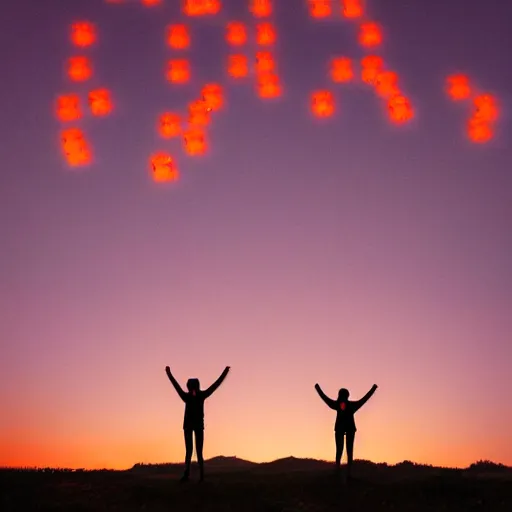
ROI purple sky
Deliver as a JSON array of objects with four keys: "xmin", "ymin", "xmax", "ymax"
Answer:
[{"xmin": 1, "ymin": 0, "xmax": 511, "ymax": 469}]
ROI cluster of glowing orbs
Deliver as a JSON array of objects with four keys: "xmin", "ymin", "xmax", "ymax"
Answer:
[
  {"xmin": 387, "ymin": 94, "xmax": 414, "ymax": 124},
  {"xmin": 166, "ymin": 59, "xmax": 190, "ymax": 83},
  {"xmin": 183, "ymin": 128, "xmax": 207, "ymax": 156},
  {"xmin": 158, "ymin": 113, "xmax": 181, "ymax": 138},
  {"xmin": 467, "ymin": 94, "xmax": 499, "ymax": 143},
  {"xmin": 183, "ymin": 0, "xmax": 220, "ymax": 16},
  {"xmin": 250, "ymin": 0, "xmax": 272, "ymax": 18},
  {"xmin": 311, "ymin": 91, "xmax": 335, "ymax": 118},
  {"xmin": 330, "ymin": 57, "xmax": 353, "ymax": 83},
  {"xmin": 202, "ymin": 84, "xmax": 224, "ymax": 111},
  {"xmin": 342, "ymin": 0, "xmax": 363, "ymax": 18},
  {"xmin": 256, "ymin": 23, "xmax": 276, "ymax": 46},
  {"xmin": 446, "ymin": 74, "xmax": 471, "ymax": 101},
  {"xmin": 226, "ymin": 22, "xmax": 247, "ymax": 46},
  {"xmin": 61, "ymin": 128, "xmax": 92, "ymax": 167},
  {"xmin": 68, "ymin": 56, "xmax": 93, "ymax": 82},
  {"xmin": 71, "ymin": 22, "xmax": 96, "ymax": 48},
  {"xmin": 56, "ymin": 95, "xmax": 81, "ymax": 122},
  {"xmin": 308, "ymin": 0, "xmax": 332, "ymax": 18},
  {"xmin": 88, "ymin": 89, "xmax": 113, "ymax": 117},
  {"xmin": 150, "ymin": 153, "xmax": 179, "ymax": 182},
  {"xmin": 228, "ymin": 54, "xmax": 248, "ymax": 78},
  {"xmin": 257, "ymin": 72, "xmax": 281, "ymax": 98},
  {"xmin": 359, "ymin": 22, "xmax": 382, "ymax": 47},
  {"xmin": 361, "ymin": 55, "xmax": 383, "ymax": 85},
  {"xmin": 167, "ymin": 24, "xmax": 190, "ymax": 49}
]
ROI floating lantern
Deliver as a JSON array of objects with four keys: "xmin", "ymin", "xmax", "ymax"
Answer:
[
  {"xmin": 308, "ymin": 0, "xmax": 332, "ymax": 18},
  {"xmin": 330, "ymin": 57, "xmax": 353, "ymax": 82},
  {"xmin": 166, "ymin": 59, "xmax": 190, "ymax": 83},
  {"xmin": 167, "ymin": 24, "xmax": 190, "ymax": 49},
  {"xmin": 256, "ymin": 23, "xmax": 276, "ymax": 46},
  {"xmin": 56, "ymin": 94, "xmax": 81, "ymax": 122},
  {"xmin": 359, "ymin": 22, "xmax": 382, "ymax": 47},
  {"xmin": 88, "ymin": 89, "xmax": 113, "ymax": 117},
  {"xmin": 68, "ymin": 56, "xmax": 92, "ymax": 82},
  {"xmin": 71, "ymin": 22, "xmax": 96, "ymax": 48},
  {"xmin": 446, "ymin": 74, "xmax": 471, "ymax": 101},
  {"xmin": 150, "ymin": 153, "xmax": 179, "ymax": 182},
  {"xmin": 228, "ymin": 54, "xmax": 249, "ymax": 78},
  {"xmin": 311, "ymin": 90, "xmax": 335, "ymax": 117},
  {"xmin": 158, "ymin": 113, "xmax": 181, "ymax": 138},
  {"xmin": 226, "ymin": 22, "xmax": 247, "ymax": 46},
  {"xmin": 250, "ymin": 0, "xmax": 272, "ymax": 17},
  {"xmin": 183, "ymin": 128, "xmax": 207, "ymax": 155}
]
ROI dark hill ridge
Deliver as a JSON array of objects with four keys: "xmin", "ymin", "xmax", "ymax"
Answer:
[{"xmin": 124, "ymin": 457, "xmax": 511, "ymax": 480}]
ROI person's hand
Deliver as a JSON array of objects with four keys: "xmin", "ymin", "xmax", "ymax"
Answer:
[
  {"xmin": 314, "ymin": 383, "xmax": 320, "ymax": 389},
  {"xmin": 226, "ymin": 366, "xmax": 231, "ymax": 372},
  {"xmin": 165, "ymin": 366, "xmax": 171, "ymax": 374},
  {"xmin": 373, "ymin": 384, "xmax": 378, "ymax": 390}
]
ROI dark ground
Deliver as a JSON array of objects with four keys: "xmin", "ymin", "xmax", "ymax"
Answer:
[{"xmin": 1, "ymin": 458, "xmax": 511, "ymax": 511}]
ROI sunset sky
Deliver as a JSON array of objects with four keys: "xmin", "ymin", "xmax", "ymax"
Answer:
[{"xmin": 1, "ymin": 0, "xmax": 511, "ymax": 470}]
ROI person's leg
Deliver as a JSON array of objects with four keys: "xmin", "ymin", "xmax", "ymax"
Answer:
[
  {"xmin": 195, "ymin": 429, "xmax": 204, "ymax": 481},
  {"xmin": 335, "ymin": 430, "xmax": 344, "ymax": 470},
  {"xmin": 345, "ymin": 431, "xmax": 355, "ymax": 478},
  {"xmin": 181, "ymin": 429, "xmax": 193, "ymax": 481}
]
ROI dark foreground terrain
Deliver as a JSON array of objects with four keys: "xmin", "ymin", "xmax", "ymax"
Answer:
[{"xmin": 1, "ymin": 458, "xmax": 511, "ymax": 511}]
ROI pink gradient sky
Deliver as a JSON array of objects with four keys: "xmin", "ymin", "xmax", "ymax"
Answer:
[{"xmin": 1, "ymin": 0, "xmax": 511, "ymax": 469}]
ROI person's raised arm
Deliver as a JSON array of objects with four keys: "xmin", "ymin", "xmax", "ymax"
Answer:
[
  {"xmin": 353, "ymin": 384, "xmax": 378, "ymax": 412},
  {"xmin": 314, "ymin": 383, "xmax": 337, "ymax": 410},
  {"xmin": 203, "ymin": 366, "xmax": 230, "ymax": 398},
  {"xmin": 165, "ymin": 366, "xmax": 187, "ymax": 401}
]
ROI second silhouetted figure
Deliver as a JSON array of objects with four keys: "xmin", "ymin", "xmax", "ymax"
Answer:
[
  {"xmin": 165, "ymin": 365, "xmax": 230, "ymax": 482},
  {"xmin": 315, "ymin": 382, "xmax": 378, "ymax": 479}
]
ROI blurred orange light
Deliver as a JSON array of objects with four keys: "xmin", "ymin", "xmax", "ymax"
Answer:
[
  {"xmin": 158, "ymin": 113, "xmax": 181, "ymax": 138},
  {"xmin": 166, "ymin": 59, "xmax": 190, "ymax": 83},
  {"xmin": 311, "ymin": 90, "xmax": 335, "ymax": 117},
  {"xmin": 228, "ymin": 54, "xmax": 249, "ymax": 78},
  {"xmin": 361, "ymin": 55, "xmax": 383, "ymax": 85},
  {"xmin": 250, "ymin": 0, "xmax": 272, "ymax": 17},
  {"xmin": 56, "ymin": 94, "xmax": 81, "ymax": 122},
  {"xmin": 61, "ymin": 128, "xmax": 92, "ymax": 167},
  {"xmin": 226, "ymin": 22, "xmax": 247, "ymax": 46},
  {"xmin": 467, "ymin": 117, "xmax": 493, "ymax": 143},
  {"xmin": 256, "ymin": 51, "xmax": 276, "ymax": 73},
  {"xmin": 308, "ymin": 0, "xmax": 332, "ymax": 18},
  {"xmin": 150, "ymin": 153, "xmax": 179, "ymax": 182},
  {"xmin": 202, "ymin": 84, "xmax": 224, "ymax": 111},
  {"xmin": 446, "ymin": 74, "xmax": 471, "ymax": 101},
  {"xmin": 257, "ymin": 72, "xmax": 281, "ymax": 98},
  {"xmin": 375, "ymin": 71, "xmax": 399, "ymax": 98},
  {"xmin": 71, "ymin": 22, "xmax": 96, "ymax": 48},
  {"xmin": 167, "ymin": 24, "xmax": 190, "ymax": 49},
  {"xmin": 256, "ymin": 23, "xmax": 276, "ymax": 46},
  {"xmin": 68, "ymin": 56, "xmax": 92, "ymax": 82},
  {"xmin": 473, "ymin": 94, "xmax": 499, "ymax": 123},
  {"xmin": 330, "ymin": 57, "xmax": 353, "ymax": 83},
  {"xmin": 183, "ymin": 128, "xmax": 207, "ymax": 156},
  {"xmin": 88, "ymin": 89, "xmax": 113, "ymax": 117},
  {"xmin": 388, "ymin": 94, "xmax": 414, "ymax": 124},
  {"xmin": 342, "ymin": 0, "xmax": 363, "ymax": 18},
  {"xmin": 359, "ymin": 22, "xmax": 382, "ymax": 47},
  {"xmin": 188, "ymin": 100, "xmax": 211, "ymax": 126}
]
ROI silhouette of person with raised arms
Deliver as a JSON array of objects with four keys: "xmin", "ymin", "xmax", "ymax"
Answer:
[
  {"xmin": 165, "ymin": 365, "xmax": 230, "ymax": 482},
  {"xmin": 314, "ymin": 382, "xmax": 378, "ymax": 479}
]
